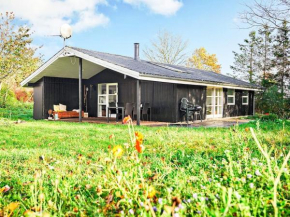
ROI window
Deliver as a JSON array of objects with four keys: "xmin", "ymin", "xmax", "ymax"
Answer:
[
  {"xmin": 227, "ymin": 89, "xmax": 235, "ymax": 105},
  {"xmin": 242, "ymin": 91, "xmax": 249, "ymax": 105}
]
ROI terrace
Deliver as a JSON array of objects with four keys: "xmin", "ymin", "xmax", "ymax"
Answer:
[{"xmin": 53, "ymin": 117, "xmax": 250, "ymax": 127}]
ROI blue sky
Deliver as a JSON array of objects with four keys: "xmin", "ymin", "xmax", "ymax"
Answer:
[{"xmin": 1, "ymin": 0, "xmax": 255, "ymax": 74}]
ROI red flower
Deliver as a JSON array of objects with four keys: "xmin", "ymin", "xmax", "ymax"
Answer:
[
  {"xmin": 135, "ymin": 143, "xmax": 145, "ymax": 153},
  {"xmin": 122, "ymin": 116, "xmax": 132, "ymax": 124}
]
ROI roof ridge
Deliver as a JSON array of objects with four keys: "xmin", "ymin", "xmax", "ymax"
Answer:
[{"xmin": 67, "ymin": 46, "xmax": 138, "ymax": 60}]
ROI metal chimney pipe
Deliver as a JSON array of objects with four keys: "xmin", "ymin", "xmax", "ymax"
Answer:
[{"xmin": 134, "ymin": 43, "xmax": 140, "ymax": 61}]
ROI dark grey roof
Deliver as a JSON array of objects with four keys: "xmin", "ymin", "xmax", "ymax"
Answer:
[{"xmin": 69, "ymin": 46, "xmax": 259, "ymax": 89}]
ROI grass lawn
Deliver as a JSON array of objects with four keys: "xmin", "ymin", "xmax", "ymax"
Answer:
[{"xmin": 0, "ymin": 118, "xmax": 289, "ymax": 216}]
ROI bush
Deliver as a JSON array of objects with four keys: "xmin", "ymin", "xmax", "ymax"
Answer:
[
  {"xmin": 0, "ymin": 86, "xmax": 33, "ymax": 120},
  {"xmin": 256, "ymin": 85, "xmax": 287, "ymax": 117},
  {"xmin": 260, "ymin": 113, "xmax": 278, "ymax": 121}
]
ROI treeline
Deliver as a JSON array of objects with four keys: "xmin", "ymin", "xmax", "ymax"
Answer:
[{"xmin": 231, "ymin": 0, "xmax": 290, "ymax": 117}]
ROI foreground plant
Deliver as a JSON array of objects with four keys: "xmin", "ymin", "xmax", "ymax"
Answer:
[{"xmin": 250, "ymin": 128, "xmax": 290, "ymax": 217}]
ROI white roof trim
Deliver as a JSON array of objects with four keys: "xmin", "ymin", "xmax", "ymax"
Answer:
[
  {"xmin": 21, "ymin": 47, "xmax": 260, "ymax": 91},
  {"xmin": 21, "ymin": 49, "xmax": 64, "ymax": 87},
  {"xmin": 139, "ymin": 74, "xmax": 260, "ymax": 91},
  {"xmin": 21, "ymin": 47, "xmax": 140, "ymax": 87}
]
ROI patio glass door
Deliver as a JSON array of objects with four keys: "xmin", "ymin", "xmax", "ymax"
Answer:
[
  {"xmin": 98, "ymin": 83, "xmax": 118, "ymax": 117},
  {"xmin": 206, "ymin": 87, "xmax": 223, "ymax": 118}
]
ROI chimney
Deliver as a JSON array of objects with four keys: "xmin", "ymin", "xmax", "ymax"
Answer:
[{"xmin": 134, "ymin": 43, "xmax": 140, "ymax": 61}]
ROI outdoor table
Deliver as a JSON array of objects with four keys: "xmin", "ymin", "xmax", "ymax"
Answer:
[{"xmin": 107, "ymin": 107, "xmax": 124, "ymax": 123}]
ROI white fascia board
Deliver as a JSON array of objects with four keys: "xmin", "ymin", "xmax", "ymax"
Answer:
[
  {"xmin": 139, "ymin": 74, "xmax": 260, "ymax": 91},
  {"xmin": 65, "ymin": 47, "xmax": 140, "ymax": 79},
  {"xmin": 21, "ymin": 49, "xmax": 64, "ymax": 87},
  {"xmin": 21, "ymin": 47, "xmax": 140, "ymax": 87}
]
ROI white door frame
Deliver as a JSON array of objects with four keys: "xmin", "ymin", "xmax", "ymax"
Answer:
[
  {"xmin": 206, "ymin": 87, "xmax": 223, "ymax": 118},
  {"xmin": 98, "ymin": 83, "xmax": 118, "ymax": 117}
]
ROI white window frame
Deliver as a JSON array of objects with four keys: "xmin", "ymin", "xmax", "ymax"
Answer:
[
  {"xmin": 242, "ymin": 91, "xmax": 249, "ymax": 105},
  {"xmin": 227, "ymin": 89, "xmax": 235, "ymax": 105},
  {"xmin": 98, "ymin": 83, "xmax": 118, "ymax": 117}
]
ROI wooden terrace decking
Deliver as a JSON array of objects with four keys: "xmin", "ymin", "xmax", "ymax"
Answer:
[{"xmin": 56, "ymin": 117, "xmax": 250, "ymax": 128}]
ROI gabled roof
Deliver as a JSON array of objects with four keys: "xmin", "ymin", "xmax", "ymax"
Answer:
[{"xmin": 21, "ymin": 46, "xmax": 260, "ymax": 90}]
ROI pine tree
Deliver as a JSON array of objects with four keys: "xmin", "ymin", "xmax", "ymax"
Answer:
[
  {"xmin": 272, "ymin": 20, "xmax": 290, "ymax": 97},
  {"xmin": 231, "ymin": 31, "xmax": 262, "ymax": 83},
  {"xmin": 258, "ymin": 25, "xmax": 274, "ymax": 86}
]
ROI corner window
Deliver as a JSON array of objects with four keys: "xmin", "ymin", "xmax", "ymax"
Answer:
[
  {"xmin": 242, "ymin": 91, "xmax": 249, "ymax": 105},
  {"xmin": 227, "ymin": 89, "xmax": 235, "ymax": 105}
]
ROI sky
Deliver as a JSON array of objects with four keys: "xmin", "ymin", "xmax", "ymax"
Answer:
[{"xmin": 0, "ymin": 0, "xmax": 255, "ymax": 75}]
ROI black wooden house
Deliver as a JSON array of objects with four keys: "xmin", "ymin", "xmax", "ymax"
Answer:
[{"xmin": 21, "ymin": 44, "xmax": 260, "ymax": 124}]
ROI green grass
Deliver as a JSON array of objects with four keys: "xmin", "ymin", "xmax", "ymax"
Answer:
[
  {"xmin": 0, "ymin": 119, "xmax": 289, "ymax": 216},
  {"xmin": 0, "ymin": 105, "xmax": 33, "ymax": 121}
]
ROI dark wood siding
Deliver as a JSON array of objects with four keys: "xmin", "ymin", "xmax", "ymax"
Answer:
[
  {"xmin": 32, "ymin": 79, "xmax": 44, "ymax": 120},
  {"xmin": 141, "ymin": 81, "xmax": 176, "ymax": 122},
  {"xmin": 43, "ymin": 77, "xmax": 79, "ymax": 118},
  {"xmin": 176, "ymin": 85, "xmax": 206, "ymax": 121},
  {"xmin": 85, "ymin": 70, "xmax": 177, "ymax": 122},
  {"xmin": 223, "ymin": 88, "xmax": 254, "ymax": 117},
  {"xmin": 84, "ymin": 69, "xmax": 137, "ymax": 117}
]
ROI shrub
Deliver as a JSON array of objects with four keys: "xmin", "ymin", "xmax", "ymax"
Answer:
[
  {"xmin": 256, "ymin": 85, "xmax": 289, "ymax": 118},
  {"xmin": 260, "ymin": 113, "xmax": 279, "ymax": 121}
]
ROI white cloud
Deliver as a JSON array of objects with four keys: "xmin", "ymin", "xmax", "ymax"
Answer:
[
  {"xmin": 0, "ymin": 0, "xmax": 110, "ymax": 35},
  {"xmin": 123, "ymin": 0, "xmax": 183, "ymax": 16}
]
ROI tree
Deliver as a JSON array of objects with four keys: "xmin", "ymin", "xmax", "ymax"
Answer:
[
  {"xmin": 258, "ymin": 25, "xmax": 274, "ymax": 81},
  {"xmin": 0, "ymin": 12, "xmax": 41, "ymax": 88},
  {"xmin": 272, "ymin": 20, "xmax": 290, "ymax": 97},
  {"xmin": 240, "ymin": 0, "xmax": 290, "ymax": 30},
  {"xmin": 0, "ymin": 12, "xmax": 41, "ymax": 106},
  {"xmin": 143, "ymin": 30, "xmax": 188, "ymax": 65},
  {"xmin": 231, "ymin": 31, "xmax": 262, "ymax": 83},
  {"xmin": 186, "ymin": 47, "xmax": 221, "ymax": 73}
]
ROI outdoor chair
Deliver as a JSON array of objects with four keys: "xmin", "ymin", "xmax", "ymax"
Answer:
[
  {"xmin": 125, "ymin": 103, "xmax": 134, "ymax": 118},
  {"xmin": 116, "ymin": 102, "xmax": 125, "ymax": 120},
  {"xmin": 180, "ymin": 98, "xmax": 195, "ymax": 124},
  {"xmin": 133, "ymin": 104, "xmax": 137, "ymax": 120},
  {"xmin": 142, "ymin": 103, "xmax": 151, "ymax": 121},
  {"xmin": 108, "ymin": 102, "xmax": 116, "ymax": 118},
  {"xmin": 192, "ymin": 105, "xmax": 203, "ymax": 122}
]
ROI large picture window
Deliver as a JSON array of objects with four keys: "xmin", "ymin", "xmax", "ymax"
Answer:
[
  {"xmin": 227, "ymin": 89, "xmax": 235, "ymax": 105},
  {"xmin": 242, "ymin": 91, "xmax": 249, "ymax": 105}
]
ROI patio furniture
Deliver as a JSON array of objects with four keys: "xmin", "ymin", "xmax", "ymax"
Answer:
[
  {"xmin": 108, "ymin": 102, "xmax": 117, "ymax": 118},
  {"xmin": 125, "ymin": 103, "xmax": 134, "ymax": 118},
  {"xmin": 192, "ymin": 105, "xmax": 202, "ymax": 122},
  {"xmin": 52, "ymin": 111, "xmax": 84, "ymax": 119},
  {"xmin": 180, "ymin": 98, "xmax": 195, "ymax": 124},
  {"xmin": 142, "ymin": 103, "xmax": 151, "ymax": 121},
  {"xmin": 107, "ymin": 102, "xmax": 124, "ymax": 123}
]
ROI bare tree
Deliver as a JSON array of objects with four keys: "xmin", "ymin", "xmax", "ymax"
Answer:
[
  {"xmin": 143, "ymin": 30, "xmax": 188, "ymax": 65},
  {"xmin": 240, "ymin": 0, "xmax": 290, "ymax": 29}
]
